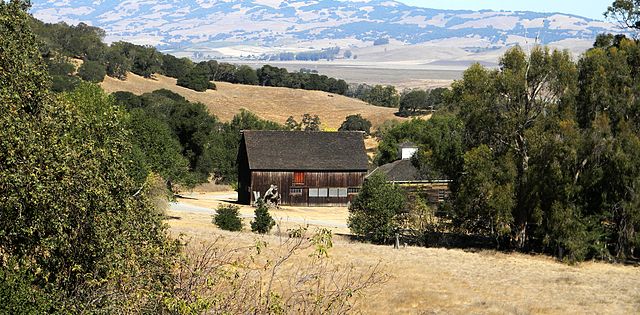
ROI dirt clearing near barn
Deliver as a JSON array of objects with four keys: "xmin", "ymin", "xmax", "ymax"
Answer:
[{"xmin": 167, "ymin": 192, "xmax": 640, "ymax": 314}]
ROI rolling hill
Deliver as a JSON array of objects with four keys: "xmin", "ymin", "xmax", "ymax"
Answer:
[{"xmin": 100, "ymin": 73, "xmax": 404, "ymax": 129}]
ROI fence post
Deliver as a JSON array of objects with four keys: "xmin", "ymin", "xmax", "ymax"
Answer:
[{"xmin": 394, "ymin": 233, "xmax": 400, "ymax": 249}]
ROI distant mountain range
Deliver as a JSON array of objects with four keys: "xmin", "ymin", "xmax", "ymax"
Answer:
[{"xmin": 32, "ymin": 0, "xmax": 620, "ymax": 59}]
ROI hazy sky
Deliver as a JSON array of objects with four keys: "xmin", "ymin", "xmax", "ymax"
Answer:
[{"xmin": 397, "ymin": 0, "xmax": 614, "ymax": 20}]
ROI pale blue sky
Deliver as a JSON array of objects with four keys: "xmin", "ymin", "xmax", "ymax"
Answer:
[{"xmin": 397, "ymin": 0, "xmax": 614, "ymax": 20}]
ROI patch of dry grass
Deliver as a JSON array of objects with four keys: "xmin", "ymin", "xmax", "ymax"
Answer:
[
  {"xmin": 168, "ymin": 192, "xmax": 640, "ymax": 315},
  {"xmin": 100, "ymin": 73, "xmax": 403, "ymax": 129}
]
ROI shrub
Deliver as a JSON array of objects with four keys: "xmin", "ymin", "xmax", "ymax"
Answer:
[
  {"xmin": 161, "ymin": 54, "xmax": 193, "ymax": 78},
  {"xmin": 234, "ymin": 65, "xmax": 258, "ymax": 85},
  {"xmin": 0, "ymin": 264, "xmax": 59, "ymax": 314},
  {"xmin": 77, "ymin": 60, "xmax": 106, "ymax": 83},
  {"xmin": 51, "ymin": 74, "xmax": 81, "ymax": 92},
  {"xmin": 213, "ymin": 204, "xmax": 243, "ymax": 231},
  {"xmin": 177, "ymin": 70, "xmax": 216, "ymax": 92},
  {"xmin": 348, "ymin": 172, "xmax": 407, "ymax": 244},
  {"xmin": 46, "ymin": 58, "xmax": 75, "ymax": 76},
  {"xmin": 339, "ymin": 114, "xmax": 372, "ymax": 134},
  {"xmin": 112, "ymin": 91, "xmax": 142, "ymax": 109},
  {"xmin": 251, "ymin": 200, "xmax": 275, "ymax": 234}
]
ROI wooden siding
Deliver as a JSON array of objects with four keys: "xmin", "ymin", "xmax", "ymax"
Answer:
[
  {"xmin": 397, "ymin": 182, "xmax": 451, "ymax": 204},
  {"xmin": 250, "ymin": 171, "xmax": 365, "ymax": 206},
  {"xmin": 237, "ymin": 139, "xmax": 252, "ymax": 204}
]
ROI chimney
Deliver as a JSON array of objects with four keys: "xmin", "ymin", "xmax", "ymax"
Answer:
[{"xmin": 398, "ymin": 142, "xmax": 418, "ymax": 160}]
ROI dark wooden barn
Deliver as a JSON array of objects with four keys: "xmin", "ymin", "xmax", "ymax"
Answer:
[{"xmin": 237, "ymin": 131, "xmax": 368, "ymax": 206}]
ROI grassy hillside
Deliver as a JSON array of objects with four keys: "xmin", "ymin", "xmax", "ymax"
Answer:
[
  {"xmin": 101, "ymin": 73, "xmax": 404, "ymax": 129},
  {"xmin": 168, "ymin": 192, "xmax": 640, "ymax": 315}
]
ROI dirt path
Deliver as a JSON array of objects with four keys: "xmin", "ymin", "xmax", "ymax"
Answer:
[{"xmin": 170, "ymin": 191, "xmax": 349, "ymax": 232}]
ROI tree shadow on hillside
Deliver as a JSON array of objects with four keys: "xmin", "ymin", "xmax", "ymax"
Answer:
[{"xmin": 338, "ymin": 231, "xmax": 501, "ymax": 253}]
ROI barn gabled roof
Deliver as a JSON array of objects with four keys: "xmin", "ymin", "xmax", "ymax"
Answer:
[{"xmin": 241, "ymin": 131, "xmax": 368, "ymax": 171}]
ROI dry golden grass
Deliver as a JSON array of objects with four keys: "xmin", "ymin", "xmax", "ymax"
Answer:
[
  {"xmin": 168, "ymin": 192, "xmax": 640, "ymax": 315},
  {"xmin": 100, "ymin": 73, "xmax": 403, "ymax": 129}
]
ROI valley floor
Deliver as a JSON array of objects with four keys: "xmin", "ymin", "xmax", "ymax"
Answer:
[{"xmin": 167, "ymin": 192, "xmax": 640, "ymax": 314}]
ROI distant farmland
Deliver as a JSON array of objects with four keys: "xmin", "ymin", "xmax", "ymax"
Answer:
[{"xmin": 236, "ymin": 61, "xmax": 461, "ymax": 90}]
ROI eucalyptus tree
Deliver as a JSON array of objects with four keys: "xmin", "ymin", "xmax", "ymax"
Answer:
[{"xmin": 449, "ymin": 46, "xmax": 578, "ymax": 248}]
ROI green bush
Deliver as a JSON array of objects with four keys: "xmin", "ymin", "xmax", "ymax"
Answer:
[
  {"xmin": 112, "ymin": 91, "xmax": 142, "ymax": 109},
  {"xmin": 0, "ymin": 264, "xmax": 59, "ymax": 314},
  {"xmin": 348, "ymin": 173, "xmax": 407, "ymax": 244},
  {"xmin": 46, "ymin": 58, "xmax": 76, "ymax": 76},
  {"xmin": 51, "ymin": 74, "xmax": 81, "ymax": 92},
  {"xmin": 77, "ymin": 60, "xmax": 106, "ymax": 83},
  {"xmin": 338, "ymin": 114, "xmax": 372, "ymax": 134},
  {"xmin": 251, "ymin": 200, "xmax": 275, "ymax": 234},
  {"xmin": 177, "ymin": 70, "xmax": 216, "ymax": 92},
  {"xmin": 213, "ymin": 204, "xmax": 243, "ymax": 231}
]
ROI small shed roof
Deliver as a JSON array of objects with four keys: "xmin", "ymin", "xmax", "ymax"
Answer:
[
  {"xmin": 370, "ymin": 159, "xmax": 420, "ymax": 181},
  {"xmin": 399, "ymin": 141, "xmax": 418, "ymax": 148},
  {"xmin": 242, "ymin": 131, "xmax": 368, "ymax": 171}
]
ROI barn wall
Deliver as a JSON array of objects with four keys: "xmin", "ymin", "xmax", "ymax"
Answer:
[
  {"xmin": 250, "ymin": 171, "xmax": 366, "ymax": 206},
  {"xmin": 237, "ymin": 139, "xmax": 252, "ymax": 205}
]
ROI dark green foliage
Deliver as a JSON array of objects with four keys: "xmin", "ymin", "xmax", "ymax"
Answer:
[
  {"xmin": 112, "ymin": 91, "xmax": 142, "ymax": 109},
  {"xmin": 375, "ymin": 116, "xmax": 464, "ymax": 176},
  {"xmin": 257, "ymin": 64, "xmax": 289, "ymax": 86},
  {"xmin": 150, "ymin": 88, "xmax": 188, "ymax": 102},
  {"xmin": 112, "ymin": 90, "xmax": 281, "ymax": 185},
  {"xmin": 605, "ymin": 0, "xmax": 640, "ymax": 31},
  {"xmin": 339, "ymin": 114, "xmax": 372, "ymax": 134},
  {"xmin": 421, "ymin": 39, "xmax": 640, "ymax": 261},
  {"xmin": 0, "ymin": 6, "xmax": 180, "ymax": 310},
  {"xmin": 251, "ymin": 200, "xmax": 275, "ymax": 234},
  {"xmin": 44, "ymin": 57, "xmax": 82, "ymax": 93},
  {"xmin": 348, "ymin": 173, "xmax": 407, "ymax": 244},
  {"xmin": 161, "ymin": 54, "xmax": 193, "ymax": 78},
  {"xmin": 104, "ymin": 42, "xmax": 131, "ymax": 79},
  {"xmin": 130, "ymin": 45, "xmax": 162, "ymax": 78},
  {"xmin": 0, "ymin": 263, "xmax": 59, "ymax": 314},
  {"xmin": 128, "ymin": 108, "xmax": 191, "ymax": 186},
  {"xmin": 428, "ymin": 87, "xmax": 448, "ymax": 110},
  {"xmin": 399, "ymin": 89, "xmax": 428, "ymax": 115},
  {"xmin": 51, "ymin": 74, "xmax": 81, "ymax": 93},
  {"xmin": 213, "ymin": 204, "xmax": 243, "ymax": 231},
  {"xmin": 77, "ymin": 60, "xmax": 106, "ymax": 83},
  {"xmin": 453, "ymin": 145, "xmax": 515, "ymax": 240},
  {"xmin": 363, "ymin": 85, "xmax": 400, "ymax": 108},
  {"xmin": 45, "ymin": 57, "xmax": 75, "ymax": 76},
  {"xmin": 327, "ymin": 77, "xmax": 349, "ymax": 95},
  {"xmin": 0, "ymin": 3, "xmax": 51, "ymax": 114},
  {"xmin": 256, "ymin": 64, "xmax": 349, "ymax": 95},
  {"xmin": 177, "ymin": 70, "xmax": 216, "ymax": 91},
  {"xmin": 234, "ymin": 65, "xmax": 258, "ymax": 85},
  {"xmin": 141, "ymin": 92, "xmax": 219, "ymax": 182},
  {"xmin": 30, "ymin": 19, "xmax": 106, "ymax": 61},
  {"xmin": 398, "ymin": 88, "xmax": 448, "ymax": 116},
  {"xmin": 104, "ymin": 41, "xmax": 162, "ymax": 79}
]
